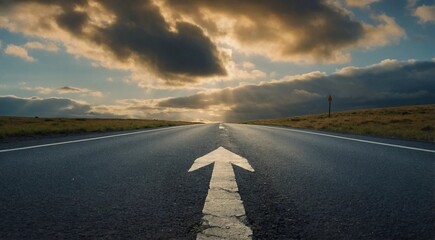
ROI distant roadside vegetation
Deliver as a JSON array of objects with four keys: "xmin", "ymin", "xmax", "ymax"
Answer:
[
  {"xmin": 242, "ymin": 104, "xmax": 435, "ymax": 142},
  {"xmin": 0, "ymin": 117, "xmax": 199, "ymax": 140}
]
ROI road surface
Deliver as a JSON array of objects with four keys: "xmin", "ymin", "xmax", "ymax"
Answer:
[{"xmin": 0, "ymin": 123, "xmax": 434, "ymax": 239}]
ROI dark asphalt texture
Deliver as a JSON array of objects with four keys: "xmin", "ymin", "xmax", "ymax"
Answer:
[{"xmin": 0, "ymin": 123, "xmax": 434, "ymax": 239}]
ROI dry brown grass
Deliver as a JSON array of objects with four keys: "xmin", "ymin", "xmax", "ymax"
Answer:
[
  {"xmin": 242, "ymin": 104, "xmax": 435, "ymax": 142},
  {"xmin": 0, "ymin": 117, "xmax": 199, "ymax": 139}
]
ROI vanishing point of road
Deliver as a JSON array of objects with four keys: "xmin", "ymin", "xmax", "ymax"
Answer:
[{"xmin": 0, "ymin": 123, "xmax": 434, "ymax": 239}]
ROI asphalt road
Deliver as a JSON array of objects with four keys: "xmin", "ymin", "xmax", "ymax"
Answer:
[{"xmin": 0, "ymin": 123, "xmax": 434, "ymax": 239}]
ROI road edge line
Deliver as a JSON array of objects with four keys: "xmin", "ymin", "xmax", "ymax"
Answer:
[
  {"xmin": 0, "ymin": 125, "xmax": 193, "ymax": 153},
  {"xmin": 255, "ymin": 125, "xmax": 435, "ymax": 153}
]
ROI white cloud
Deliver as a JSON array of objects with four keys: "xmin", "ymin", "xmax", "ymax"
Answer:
[
  {"xmin": 24, "ymin": 41, "xmax": 59, "ymax": 52},
  {"xmin": 1, "ymin": 40, "xmax": 58, "ymax": 63},
  {"xmin": 22, "ymin": 85, "xmax": 103, "ymax": 98},
  {"xmin": 278, "ymin": 71, "xmax": 328, "ymax": 82},
  {"xmin": 358, "ymin": 14, "xmax": 406, "ymax": 48},
  {"xmin": 414, "ymin": 5, "xmax": 435, "ymax": 23},
  {"xmin": 242, "ymin": 61, "xmax": 256, "ymax": 70},
  {"xmin": 407, "ymin": 1, "xmax": 435, "ymax": 24},
  {"xmin": 57, "ymin": 86, "xmax": 104, "ymax": 98},
  {"xmin": 227, "ymin": 61, "xmax": 267, "ymax": 81},
  {"xmin": 4, "ymin": 44, "xmax": 36, "ymax": 62},
  {"xmin": 344, "ymin": 0, "xmax": 380, "ymax": 8}
]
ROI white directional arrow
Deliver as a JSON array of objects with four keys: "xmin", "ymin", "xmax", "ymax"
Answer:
[{"xmin": 189, "ymin": 147, "xmax": 254, "ymax": 240}]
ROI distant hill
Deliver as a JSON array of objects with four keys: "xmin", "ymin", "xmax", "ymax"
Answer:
[{"xmin": 242, "ymin": 104, "xmax": 435, "ymax": 142}]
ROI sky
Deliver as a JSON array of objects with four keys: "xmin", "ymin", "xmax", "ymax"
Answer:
[{"xmin": 0, "ymin": 0, "xmax": 434, "ymax": 122}]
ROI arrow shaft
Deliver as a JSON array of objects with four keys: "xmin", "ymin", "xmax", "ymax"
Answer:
[
  {"xmin": 189, "ymin": 147, "xmax": 254, "ymax": 239},
  {"xmin": 197, "ymin": 162, "xmax": 252, "ymax": 239}
]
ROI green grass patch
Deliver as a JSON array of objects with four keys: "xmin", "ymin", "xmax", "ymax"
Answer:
[
  {"xmin": 0, "ymin": 117, "xmax": 200, "ymax": 140},
  {"xmin": 241, "ymin": 104, "xmax": 435, "ymax": 142}
]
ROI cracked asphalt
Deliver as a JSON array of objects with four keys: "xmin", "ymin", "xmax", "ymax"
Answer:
[{"xmin": 0, "ymin": 123, "xmax": 434, "ymax": 239}]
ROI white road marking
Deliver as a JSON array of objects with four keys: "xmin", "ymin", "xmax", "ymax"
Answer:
[
  {"xmin": 189, "ymin": 147, "xmax": 254, "ymax": 240},
  {"xmin": 258, "ymin": 125, "xmax": 435, "ymax": 153},
  {"xmin": 219, "ymin": 123, "xmax": 225, "ymax": 130},
  {"xmin": 0, "ymin": 125, "xmax": 191, "ymax": 153}
]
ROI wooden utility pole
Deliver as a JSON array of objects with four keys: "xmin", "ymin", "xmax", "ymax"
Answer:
[{"xmin": 328, "ymin": 95, "xmax": 333, "ymax": 118}]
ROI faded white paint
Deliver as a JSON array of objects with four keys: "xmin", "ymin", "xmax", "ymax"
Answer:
[
  {"xmin": 189, "ymin": 147, "xmax": 254, "ymax": 240},
  {"xmin": 0, "ymin": 125, "xmax": 190, "ymax": 153},
  {"xmin": 259, "ymin": 125, "xmax": 435, "ymax": 154}
]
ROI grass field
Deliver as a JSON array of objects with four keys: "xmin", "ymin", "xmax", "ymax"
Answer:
[
  {"xmin": 0, "ymin": 117, "xmax": 198, "ymax": 140},
  {"xmin": 242, "ymin": 104, "xmax": 435, "ymax": 142}
]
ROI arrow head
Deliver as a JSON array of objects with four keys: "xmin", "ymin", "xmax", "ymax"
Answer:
[{"xmin": 188, "ymin": 147, "xmax": 254, "ymax": 172}]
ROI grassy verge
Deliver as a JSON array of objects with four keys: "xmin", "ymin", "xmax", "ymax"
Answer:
[
  {"xmin": 242, "ymin": 104, "xmax": 435, "ymax": 142},
  {"xmin": 0, "ymin": 117, "xmax": 200, "ymax": 140}
]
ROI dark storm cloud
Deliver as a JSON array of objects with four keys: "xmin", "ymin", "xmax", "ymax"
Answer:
[
  {"xmin": 159, "ymin": 60, "xmax": 435, "ymax": 121},
  {"xmin": 0, "ymin": 96, "xmax": 113, "ymax": 117},
  {"xmin": 163, "ymin": 0, "xmax": 365, "ymax": 62},
  {"xmin": 92, "ymin": 0, "xmax": 226, "ymax": 83},
  {"xmin": 1, "ymin": 0, "xmax": 405, "ymax": 83},
  {"xmin": 0, "ymin": 0, "xmax": 226, "ymax": 84},
  {"xmin": 58, "ymin": 86, "xmax": 82, "ymax": 92},
  {"xmin": 56, "ymin": 7, "xmax": 89, "ymax": 33}
]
